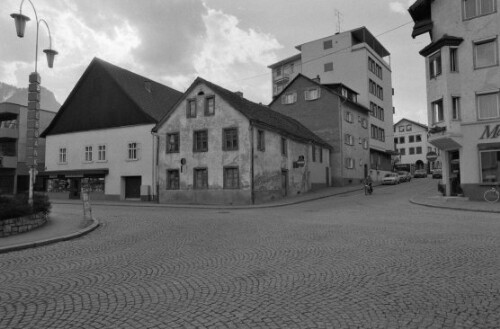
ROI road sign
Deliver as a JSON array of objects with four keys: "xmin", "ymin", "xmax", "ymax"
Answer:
[{"xmin": 426, "ymin": 151, "xmax": 438, "ymax": 162}]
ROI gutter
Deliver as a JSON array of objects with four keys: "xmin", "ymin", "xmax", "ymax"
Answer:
[{"xmin": 250, "ymin": 124, "xmax": 255, "ymax": 204}]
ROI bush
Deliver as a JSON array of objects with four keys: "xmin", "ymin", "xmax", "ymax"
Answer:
[{"xmin": 0, "ymin": 193, "xmax": 51, "ymax": 220}]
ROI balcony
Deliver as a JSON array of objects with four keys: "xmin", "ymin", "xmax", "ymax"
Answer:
[
  {"xmin": 0, "ymin": 155, "xmax": 17, "ymax": 168},
  {"xmin": 0, "ymin": 125, "xmax": 19, "ymax": 140},
  {"xmin": 0, "ymin": 104, "xmax": 20, "ymax": 121}
]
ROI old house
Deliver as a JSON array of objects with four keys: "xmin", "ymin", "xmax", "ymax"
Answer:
[{"xmin": 153, "ymin": 77, "xmax": 332, "ymax": 205}]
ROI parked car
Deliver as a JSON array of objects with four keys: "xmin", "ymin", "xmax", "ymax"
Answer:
[
  {"xmin": 432, "ymin": 169, "xmax": 442, "ymax": 179},
  {"xmin": 397, "ymin": 171, "xmax": 412, "ymax": 182},
  {"xmin": 414, "ymin": 169, "xmax": 428, "ymax": 178},
  {"xmin": 382, "ymin": 173, "xmax": 400, "ymax": 185}
]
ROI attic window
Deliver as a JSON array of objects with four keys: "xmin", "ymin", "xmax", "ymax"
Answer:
[{"xmin": 198, "ymin": 91, "xmax": 205, "ymax": 96}]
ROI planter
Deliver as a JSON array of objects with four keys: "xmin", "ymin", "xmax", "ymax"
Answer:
[{"xmin": 0, "ymin": 212, "xmax": 48, "ymax": 238}]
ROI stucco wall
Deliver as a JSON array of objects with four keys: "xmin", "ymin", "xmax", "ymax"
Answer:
[{"xmin": 45, "ymin": 124, "xmax": 155, "ymax": 198}]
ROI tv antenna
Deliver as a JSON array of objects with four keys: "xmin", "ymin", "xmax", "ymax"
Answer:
[{"xmin": 335, "ymin": 9, "xmax": 344, "ymax": 33}]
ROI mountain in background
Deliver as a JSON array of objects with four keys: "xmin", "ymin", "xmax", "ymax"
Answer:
[{"xmin": 0, "ymin": 81, "xmax": 61, "ymax": 112}]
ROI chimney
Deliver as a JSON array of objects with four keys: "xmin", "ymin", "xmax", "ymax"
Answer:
[
  {"xmin": 235, "ymin": 91, "xmax": 243, "ymax": 98},
  {"xmin": 144, "ymin": 80, "xmax": 152, "ymax": 93},
  {"xmin": 312, "ymin": 75, "xmax": 320, "ymax": 83}
]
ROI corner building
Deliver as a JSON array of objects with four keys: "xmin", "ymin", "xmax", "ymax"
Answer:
[{"xmin": 410, "ymin": 0, "xmax": 500, "ymax": 199}]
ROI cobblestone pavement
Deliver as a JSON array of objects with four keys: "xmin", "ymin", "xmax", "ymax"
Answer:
[{"xmin": 1, "ymin": 179, "xmax": 499, "ymax": 328}]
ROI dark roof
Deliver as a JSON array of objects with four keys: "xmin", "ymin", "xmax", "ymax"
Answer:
[
  {"xmin": 394, "ymin": 118, "xmax": 428, "ymax": 130},
  {"xmin": 41, "ymin": 57, "xmax": 183, "ymax": 137},
  {"xmin": 269, "ymin": 73, "xmax": 370, "ymax": 114},
  {"xmin": 154, "ymin": 77, "xmax": 332, "ymax": 149},
  {"xmin": 419, "ymin": 35, "xmax": 463, "ymax": 56},
  {"xmin": 409, "ymin": 0, "xmax": 433, "ymax": 38}
]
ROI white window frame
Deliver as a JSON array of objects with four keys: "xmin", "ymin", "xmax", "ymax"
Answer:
[
  {"xmin": 345, "ymin": 133, "xmax": 354, "ymax": 146},
  {"xmin": 127, "ymin": 142, "xmax": 139, "ymax": 161},
  {"xmin": 432, "ymin": 99, "xmax": 445, "ymax": 123},
  {"xmin": 450, "ymin": 47, "xmax": 459, "ymax": 72},
  {"xmin": 452, "ymin": 96, "xmax": 461, "ymax": 120},
  {"xmin": 463, "ymin": 0, "xmax": 497, "ymax": 20},
  {"xmin": 345, "ymin": 111, "xmax": 353, "ymax": 123},
  {"xmin": 429, "ymin": 50, "xmax": 442, "ymax": 79},
  {"xmin": 477, "ymin": 90, "xmax": 500, "ymax": 120},
  {"xmin": 59, "ymin": 147, "xmax": 67, "ymax": 164},
  {"xmin": 281, "ymin": 91, "xmax": 297, "ymax": 104},
  {"xmin": 84, "ymin": 145, "xmax": 93, "ymax": 162},
  {"xmin": 304, "ymin": 88, "xmax": 321, "ymax": 101},
  {"xmin": 97, "ymin": 144, "xmax": 107, "ymax": 162}
]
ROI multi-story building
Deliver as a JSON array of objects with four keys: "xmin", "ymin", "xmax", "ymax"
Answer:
[
  {"xmin": 268, "ymin": 27, "xmax": 395, "ymax": 174},
  {"xmin": 0, "ymin": 102, "xmax": 55, "ymax": 195},
  {"xmin": 393, "ymin": 118, "xmax": 440, "ymax": 173},
  {"xmin": 40, "ymin": 57, "xmax": 182, "ymax": 201},
  {"xmin": 269, "ymin": 74, "xmax": 371, "ymax": 186},
  {"xmin": 153, "ymin": 77, "xmax": 332, "ymax": 205},
  {"xmin": 409, "ymin": 0, "xmax": 500, "ymax": 199}
]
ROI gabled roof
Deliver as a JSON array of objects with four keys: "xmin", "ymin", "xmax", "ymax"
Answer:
[
  {"xmin": 394, "ymin": 117, "xmax": 428, "ymax": 130},
  {"xmin": 153, "ymin": 77, "xmax": 332, "ymax": 149},
  {"xmin": 268, "ymin": 73, "xmax": 370, "ymax": 114},
  {"xmin": 41, "ymin": 57, "xmax": 183, "ymax": 137},
  {"xmin": 267, "ymin": 53, "xmax": 301, "ymax": 69}
]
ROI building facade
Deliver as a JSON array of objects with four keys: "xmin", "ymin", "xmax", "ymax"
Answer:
[
  {"xmin": 410, "ymin": 0, "xmax": 500, "ymax": 199},
  {"xmin": 393, "ymin": 118, "xmax": 440, "ymax": 173},
  {"xmin": 0, "ymin": 102, "xmax": 55, "ymax": 195},
  {"xmin": 269, "ymin": 74, "xmax": 371, "ymax": 186},
  {"xmin": 153, "ymin": 78, "xmax": 332, "ymax": 205},
  {"xmin": 268, "ymin": 27, "xmax": 395, "ymax": 173},
  {"xmin": 41, "ymin": 58, "xmax": 182, "ymax": 201}
]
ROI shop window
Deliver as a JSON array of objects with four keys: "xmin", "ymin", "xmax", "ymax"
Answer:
[{"xmin": 480, "ymin": 149, "xmax": 500, "ymax": 183}]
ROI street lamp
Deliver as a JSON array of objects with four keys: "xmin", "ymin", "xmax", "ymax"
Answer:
[{"xmin": 10, "ymin": 0, "xmax": 58, "ymax": 205}]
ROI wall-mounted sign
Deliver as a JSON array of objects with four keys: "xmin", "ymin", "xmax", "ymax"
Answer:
[
  {"xmin": 426, "ymin": 151, "xmax": 438, "ymax": 162},
  {"xmin": 480, "ymin": 124, "xmax": 500, "ymax": 140}
]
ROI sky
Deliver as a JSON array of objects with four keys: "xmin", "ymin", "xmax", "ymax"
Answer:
[{"xmin": 0, "ymin": 0, "xmax": 431, "ymax": 124}]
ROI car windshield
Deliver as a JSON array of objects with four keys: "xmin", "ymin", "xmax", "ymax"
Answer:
[{"xmin": 385, "ymin": 173, "xmax": 396, "ymax": 177}]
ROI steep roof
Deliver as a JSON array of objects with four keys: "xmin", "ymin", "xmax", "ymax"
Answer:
[
  {"xmin": 394, "ymin": 117, "xmax": 428, "ymax": 130},
  {"xmin": 41, "ymin": 57, "xmax": 183, "ymax": 137},
  {"xmin": 154, "ymin": 77, "xmax": 332, "ymax": 149}
]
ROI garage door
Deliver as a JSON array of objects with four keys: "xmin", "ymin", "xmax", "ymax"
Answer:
[{"xmin": 125, "ymin": 176, "xmax": 141, "ymax": 199}]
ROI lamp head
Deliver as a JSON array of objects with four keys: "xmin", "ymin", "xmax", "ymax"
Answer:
[
  {"xmin": 43, "ymin": 49, "xmax": 58, "ymax": 68},
  {"xmin": 10, "ymin": 13, "xmax": 30, "ymax": 38}
]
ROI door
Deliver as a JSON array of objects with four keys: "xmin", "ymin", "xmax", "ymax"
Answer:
[
  {"xmin": 281, "ymin": 170, "xmax": 288, "ymax": 197},
  {"xmin": 69, "ymin": 178, "xmax": 81, "ymax": 199},
  {"xmin": 125, "ymin": 176, "xmax": 141, "ymax": 199}
]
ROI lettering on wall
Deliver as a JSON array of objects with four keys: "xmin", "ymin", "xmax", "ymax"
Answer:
[{"xmin": 480, "ymin": 124, "xmax": 500, "ymax": 140}]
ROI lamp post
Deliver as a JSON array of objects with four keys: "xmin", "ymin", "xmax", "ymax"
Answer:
[{"xmin": 11, "ymin": 0, "xmax": 58, "ymax": 205}]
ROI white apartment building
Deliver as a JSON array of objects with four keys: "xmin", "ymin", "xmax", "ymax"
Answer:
[
  {"xmin": 410, "ymin": 0, "xmax": 500, "ymax": 199},
  {"xmin": 268, "ymin": 27, "xmax": 395, "ymax": 173},
  {"xmin": 393, "ymin": 118, "xmax": 440, "ymax": 172}
]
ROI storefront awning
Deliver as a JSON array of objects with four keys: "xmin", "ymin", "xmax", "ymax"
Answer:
[
  {"xmin": 39, "ymin": 169, "xmax": 109, "ymax": 178},
  {"xmin": 429, "ymin": 135, "xmax": 462, "ymax": 151}
]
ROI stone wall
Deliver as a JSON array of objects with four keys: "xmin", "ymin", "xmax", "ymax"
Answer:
[{"xmin": 0, "ymin": 213, "xmax": 47, "ymax": 237}]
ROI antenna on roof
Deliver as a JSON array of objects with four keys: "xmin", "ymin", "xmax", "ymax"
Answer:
[{"xmin": 335, "ymin": 9, "xmax": 343, "ymax": 34}]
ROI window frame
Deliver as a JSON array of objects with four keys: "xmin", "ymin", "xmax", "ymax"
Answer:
[
  {"xmin": 223, "ymin": 166, "xmax": 240, "ymax": 189},
  {"xmin": 97, "ymin": 144, "xmax": 106, "ymax": 162},
  {"xmin": 59, "ymin": 147, "xmax": 67, "ymax": 164},
  {"xmin": 281, "ymin": 137, "xmax": 288, "ymax": 156},
  {"xmin": 477, "ymin": 91, "xmax": 500, "ymax": 120},
  {"xmin": 257, "ymin": 130, "xmax": 265, "ymax": 151},
  {"xmin": 223, "ymin": 127, "xmax": 239, "ymax": 151},
  {"xmin": 429, "ymin": 50, "xmax": 442, "ymax": 79},
  {"xmin": 205, "ymin": 96, "xmax": 215, "ymax": 116},
  {"xmin": 166, "ymin": 169, "xmax": 180, "ymax": 190},
  {"xmin": 193, "ymin": 130, "xmax": 208, "ymax": 152},
  {"xmin": 127, "ymin": 142, "xmax": 139, "ymax": 161},
  {"xmin": 323, "ymin": 40, "xmax": 333, "ymax": 50},
  {"xmin": 432, "ymin": 99, "xmax": 445, "ymax": 123},
  {"xmin": 452, "ymin": 96, "xmax": 461, "ymax": 120},
  {"xmin": 84, "ymin": 145, "xmax": 93, "ymax": 162},
  {"xmin": 324, "ymin": 62, "xmax": 333, "ymax": 72},
  {"xmin": 193, "ymin": 167, "xmax": 208, "ymax": 189},
  {"xmin": 304, "ymin": 88, "xmax": 321, "ymax": 101},
  {"xmin": 186, "ymin": 98, "xmax": 197, "ymax": 118},
  {"xmin": 281, "ymin": 91, "xmax": 297, "ymax": 104},
  {"xmin": 450, "ymin": 47, "xmax": 459, "ymax": 72},
  {"xmin": 473, "ymin": 37, "xmax": 498, "ymax": 69},
  {"xmin": 166, "ymin": 132, "xmax": 180, "ymax": 153},
  {"xmin": 480, "ymin": 149, "xmax": 500, "ymax": 183},
  {"xmin": 463, "ymin": 0, "xmax": 497, "ymax": 20}
]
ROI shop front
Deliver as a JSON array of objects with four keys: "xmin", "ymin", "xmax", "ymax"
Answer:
[{"xmin": 41, "ymin": 169, "xmax": 108, "ymax": 200}]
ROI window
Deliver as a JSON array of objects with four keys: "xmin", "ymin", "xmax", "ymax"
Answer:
[
  {"xmin": 477, "ymin": 91, "xmax": 500, "ymax": 119},
  {"xmin": 205, "ymin": 96, "xmax": 215, "ymax": 115},
  {"xmin": 167, "ymin": 133, "xmax": 180, "ymax": 153},
  {"xmin": 275, "ymin": 67, "xmax": 282, "ymax": 78},
  {"xmin": 257, "ymin": 130, "xmax": 265, "ymax": 151},
  {"xmin": 345, "ymin": 158, "xmax": 355, "ymax": 169},
  {"xmin": 345, "ymin": 111, "xmax": 353, "ymax": 123},
  {"xmin": 406, "ymin": 124, "xmax": 412, "ymax": 131},
  {"xmin": 282, "ymin": 92, "xmax": 297, "ymax": 104},
  {"xmin": 416, "ymin": 135, "xmax": 422, "ymax": 142},
  {"xmin": 193, "ymin": 130, "xmax": 208, "ymax": 152},
  {"xmin": 450, "ymin": 48, "xmax": 459, "ymax": 72},
  {"xmin": 399, "ymin": 126, "xmax": 404, "ymax": 132},
  {"xmin": 312, "ymin": 145, "xmax": 316, "ymax": 162},
  {"xmin": 281, "ymin": 137, "xmax": 287, "ymax": 156},
  {"xmin": 187, "ymin": 99, "xmax": 197, "ymax": 118},
  {"xmin": 379, "ymin": 128, "xmax": 385, "ymax": 142},
  {"xmin": 167, "ymin": 170, "xmax": 180, "ymax": 190},
  {"xmin": 452, "ymin": 96, "xmax": 461, "ymax": 120},
  {"xmin": 432, "ymin": 99, "xmax": 444, "ymax": 123},
  {"xmin": 324, "ymin": 62, "xmax": 333, "ymax": 72},
  {"xmin": 480, "ymin": 149, "xmax": 500, "ymax": 183},
  {"xmin": 416, "ymin": 146, "xmax": 422, "ymax": 154},
  {"xmin": 463, "ymin": 0, "xmax": 496, "ymax": 20},
  {"xmin": 429, "ymin": 51, "xmax": 442, "ymax": 78},
  {"xmin": 323, "ymin": 40, "xmax": 333, "ymax": 49},
  {"xmin": 399, "ymin": 137, "xmax": 405, "ymax": 144},
  {"xmin": 223, "ymin": 167, "xmax": 239, "ymax": 189},
  {"xmin": 304, "ymin": 88, "xmax": 321, "ymax": 100},
  {"xmin": 223, "ymin": 128, "xmax": 238, "ymax": 151},
  {"xmin": 345, "ymin": 134, "xmax": 354, "ymax": 145},
  {"xmin": 59, "ymin": 147, "xmax": 67, "ymax": 163},
  {"xmin": 369, "ymin": 80, "xmax": 383, "ymax": 100},
  {"xmin": 409, "ymin": 136, "xmax": 415, "ymax": 143},
  {"xmin": 98, "ymin": 145, "xmax": 106, "ymax": 161},
  {"xmin": 363, "ymin": 139, "xmax": 369, "ymax": 150},
  {"xmin": 194, "ymin": 168, "xmax": 208, "ymax": 189},
  {"xmin": 361, "ymin": 118, "xmax": 368, "ymax": 129},
  {"xmin": 84, "ymin": 146, "xmax": 92, "ymax": 162},
  {"xmin": 400, "ymin": 148, "xmax": 406, "ymax": 155},
  {"xmin": 394, "ymin": 137, "xmax": 398, "ymax": 145},
  {"xmin": 128, "ymin": 142, "xmax": 139, "ymax": 160},
  {"xmin": 474, "ymin": 38, "xmax": 498, "ymax": 69},
  {"xmin": 409, "ymin": 147, "xmax": 415, "ymax": 155}
]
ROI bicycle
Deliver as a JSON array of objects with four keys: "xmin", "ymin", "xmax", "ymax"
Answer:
[{"xmin": 483, "ymin": 186, "xmax": 499, "ymax": 203}]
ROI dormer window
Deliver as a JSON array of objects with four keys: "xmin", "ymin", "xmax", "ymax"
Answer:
[{"xmin": 305, "ymin": 88, "xmax": 320, "ymax": 101}]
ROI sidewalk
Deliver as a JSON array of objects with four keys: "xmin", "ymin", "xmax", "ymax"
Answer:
[{"xmin": 1, "ymin": 183, "xmax": 499, "ymax": 254}]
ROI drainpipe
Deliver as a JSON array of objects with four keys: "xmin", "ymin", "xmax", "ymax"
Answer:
[
  {"xmin": 151, "ymin": 132, "xmax": 159, "ymax": 202},
  {"xmin": 250, "ymin": 123, "xmax": 255, "ymax": 204},
  {"xmin": 339, "ymin": 96, "xmax": 348, "ymax": 185}
]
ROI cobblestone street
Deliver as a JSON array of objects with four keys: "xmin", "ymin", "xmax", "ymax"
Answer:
[{"xmin": 1, "ymin": 179, "xmax": 499, "ymax": 328}]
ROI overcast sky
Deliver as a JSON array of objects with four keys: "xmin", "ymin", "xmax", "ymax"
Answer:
[{"xmin": 0, "ymin": 0, "xmax": 430, "ymax": 124}]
